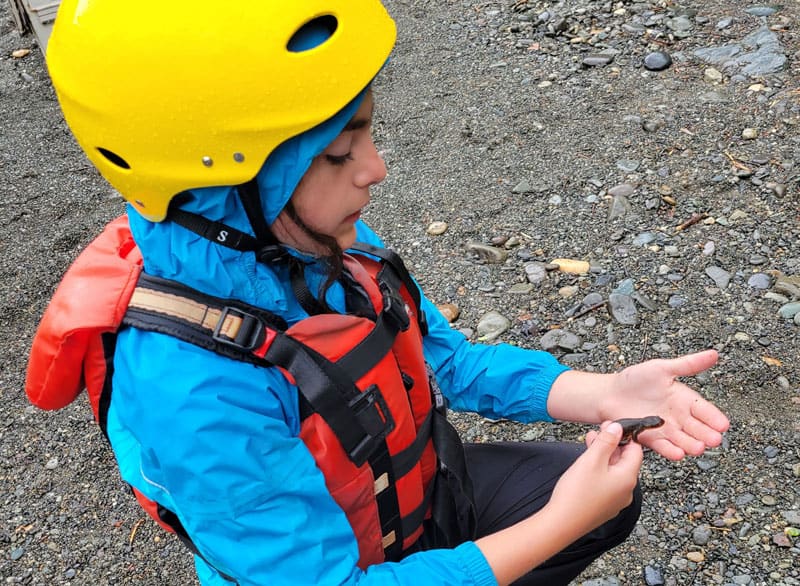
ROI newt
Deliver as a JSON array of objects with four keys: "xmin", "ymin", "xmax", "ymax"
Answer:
[{"xmin": 615, "ymin": 416, "xmax": 665, "ymax": 445}]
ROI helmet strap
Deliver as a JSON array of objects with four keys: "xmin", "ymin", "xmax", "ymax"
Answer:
[{"xmin": 165, "ymin": 180, "xmax": 289, "ymax": 263}]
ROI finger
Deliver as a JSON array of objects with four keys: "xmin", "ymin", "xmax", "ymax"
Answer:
[
  {"xmin": 689, "ymin": 396, "xmax": 731, "ymax": 435},
  {"xmin": 616, "ymin": 440, "xmax": 644, "ymax": 469},
  {"xmin": 666, "ymin": 349, "xmax": 718, "ymax": 378},
  {"xmin": 645, "ymin": 426, "xmax": 705, "ymax": 460},
  {"xmin": 681, "ymin": 412, "xmax": 726, "ymax": 449}
]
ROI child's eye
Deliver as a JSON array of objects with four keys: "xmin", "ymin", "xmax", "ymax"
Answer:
[{"xmin": 325, "ymin": 152, "xmax": 354, "ymax": 166}]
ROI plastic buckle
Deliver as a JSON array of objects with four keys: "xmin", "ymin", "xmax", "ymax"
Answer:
[
  {"xmin": 380, "ymin": 283, "xmax": 410, "ymax": 332},
  {"xmin": 347, "ymin": 385, "xmax": 396, "ymax": 466},
  {"xmin": 212, "ymin": 306, "xmax": 264, "ymax": 351}
]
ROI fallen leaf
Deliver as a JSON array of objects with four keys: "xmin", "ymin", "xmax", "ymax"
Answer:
[{"xmin": 762, "ymin": 356, "xmax": 783, "ymax": 367}]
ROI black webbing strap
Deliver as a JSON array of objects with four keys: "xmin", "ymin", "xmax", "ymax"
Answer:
[
  {"xmin": 289, "ymin": 259, "xmax": 330, "ymax": 316},
  {"xmin": 349, "ymin": 242, "xmax": 428, "ymax": 335},
  {"xmin": 168, "ymin": 207, "xmax": 260, "ymax": 253},
  {"xmin": 428, "ymin": 409, "xmax": 477, "ymax": 547},
  {"xmin": 154, "ymin": 504, "xmax": 240, "ymax": 584},
  {"xmin": 391, "ymin": 410, "xmax": 433, "ymax": 480},
  {"xmin": 122, "ymin": 273, "xmax": 287, "ymax": 365},
  {"xmin": 336, "ymin": 263, "xmax": 410, "ymax": 381},
  {"xmin": 265, "ymin": 334, "xmax": 395, "ymax": 468}
]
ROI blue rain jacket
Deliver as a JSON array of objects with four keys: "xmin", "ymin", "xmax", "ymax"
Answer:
[{"xmin": 106, "ymin": 93, "xmax": 569, "ymax": 586}]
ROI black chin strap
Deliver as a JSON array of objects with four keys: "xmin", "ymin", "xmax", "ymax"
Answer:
[{"xmin": 166, "ymin": 179, "xmax": 288, "ymax": 263}]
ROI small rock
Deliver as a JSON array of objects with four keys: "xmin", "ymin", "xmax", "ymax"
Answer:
[
  {"xmin": 427, "ymin": 221, "xmax": 448, "ymax": 235},
  {"xmin": 437, "ymin": 303, "xmax": 460, "ymax": 323},
  {"xmin": 643, "ymin": 51, "xmax": 672, "ymax": 71},
  {"xmin": 524, "ymin": 262, "xmax": 547, "ymax": 284},
  {"xmin": 540, "ymin": 329, "xmax": 581, "ymax": 352},
  {"xmin": 608, "ymin": 195, "xmax": 632, "ymax": 220},
  {"xmin": 644, "ymin": 565, "xmax": 664, "ymax": 585},
  {"xmin": 692, "ymin": 525, "xmax": 712, "ymax": 545},
  {"xmin": 742, "ymin": 128, "xmax": 758, "ymax": 140},
  {"xmin": 747, "ymin": 273, "xmax": 771, "ymax": 289},
  {"xmin": 550, "ymin": 258, "xmax": 590, "ymax": 274},
  {"xmin": 608, "ymin": 293, "xmax": 638, "ymax": 325},
  {"xmin": 686, "ymin": 551, "xmax": 705, "ymax": 563},
  {"xmin": 705, "ymin": 67, "xmax": 723, "ymax": 83},
  {"xmin": 705, "ymin": 266, "xmax": 731, "ymax": 289},
  {"xmin": 476, "ymin": 311, "xmax": 510, "ymax": 342},
  {"xmin": 468, "ymin": 242, "xmax": 508, "ymax": 264}
]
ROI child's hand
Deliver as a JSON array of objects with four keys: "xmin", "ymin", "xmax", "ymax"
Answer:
[{"xmin": 548, "ymin": 422, "xmax": 643, "ymax": 534}]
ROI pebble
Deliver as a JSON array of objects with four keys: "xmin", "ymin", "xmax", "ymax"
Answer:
[
  {"xmin": 437, "ymin": 303, "xmax": 460, "ymax": 323},
  {"xmin": 741, "ymin": 128, "xmax": 758, "ymax": 140},
  {"xmin": 705, "ymin": 266, "xmax": 731, "ymax": 289},
  {"xmin": 524, "ymin": 262, "xmax": 547, "ymax": 284},
  {"xmin": 427, "ymin": 221, "xmax": 448, "ymax": 235},
  {"xmin": 692, "ymin": 525, "xmax": 712, "ymax": 545},
  {"xmin": 468, "ymin": 242, "xmax": 508, "ymax": 264},
  {"xmin": 476, "ymin": 311, "xmax": 510, "ymax": 342},
  {"xmin": 777, "ymin": 302, "xmax": 800, "ymax": 319},
  {"xmin": 747, "ymin": 273, "xmax": 771, "ymax": 289},
  {"xmin": 550, "ymin": 258, "xmax": 590, "ymax": 274},
  {"xmin": 745, "ymin": 6, "xmax": 778, "ymax": 17},
  {"xmin": 608, "ymin": 183, "xmax": 635, "ymax": 197},
  {"xmin": 608, "ymin": 293, "xmax": 638, "ymax": 325},
  {"xmin": 705, "ymin": 68, "xmax": 723, "ymax": 83},
  {"xmin": 616, "ymin": 159, "xmax": 640, "ymax": 173},
  {"xmin": 540, "ymin": 329, "xmax": 581, "ymax": 352},
  {"xmin": 686, "ymin": 551, "xmax": 705, "ymax": 563},
  {"xmin": 644, "ymin": 565, "xmax": 664, "ymax": 585},
  {"xmin": 608, "ymin": 195, "xmax": 631, "ymax": 220},
  {"xmin": 10, "ymin": 547, "xmax": 24, "ymax": 561},
  {"xmin": 643, "ymin": 51, "xmax": 672, "ymax": 71}
]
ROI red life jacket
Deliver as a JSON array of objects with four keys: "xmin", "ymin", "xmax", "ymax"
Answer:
[{"xmin": 26, "ymin": 215, "xmax": 473, "ymax": 570}]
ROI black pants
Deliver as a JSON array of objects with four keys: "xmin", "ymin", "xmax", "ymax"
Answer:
[{"xmin": 463, "ymin": 441, "xmax": 642, "ymax": 585}]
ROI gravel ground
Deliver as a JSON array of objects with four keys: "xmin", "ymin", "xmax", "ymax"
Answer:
[{"xmin": 1, "ymin": 1, "xmax": 799, "ymax": 584}]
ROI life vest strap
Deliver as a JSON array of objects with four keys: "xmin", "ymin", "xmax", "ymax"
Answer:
[
  {"xmin": 265, "ymin": 334, "xmax": 396, "ymax": 468},
  {"xmin": 349, "ymin": 242, "xmax": 428, "ymax": 335}
]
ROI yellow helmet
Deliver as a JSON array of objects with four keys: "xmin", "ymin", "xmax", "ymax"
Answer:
[{"xmin": 47, "ymin": 1, "xmax": 396, "ymax": 221}]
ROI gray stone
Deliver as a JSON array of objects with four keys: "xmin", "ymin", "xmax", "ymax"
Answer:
[
  {"xmin": 705, "ymin": 265, "xmax": 731, "ymax": 289},
  {"xmin": 468, "ymin": 242, "xmax": 508, "ymax": 264},
  {"xmin": 782, "ymin": 510, "xmax": 800, "ymax": 525},
  {"xmin": 608, "ymin": 293, "xmax": 638, "ymax": 325},
  {"xmin": 692, "ymin": 525, "xmax": 712, "ymax": 545},
  {"xmin": 778, "ymin": 302, "xmax": 800, "ymax": 319},
  {"xmin": 745, "ymin": 6, "xmax": 778, "ymax": 17},
  {"xmin": 616, "ymin": 159, "xmax": 640, "ymax": 173},
  {"xmin": 608, "ymin": 183, "xmax": 635, "ymax": 197},
  {"xmin": 608, "ymin": 195, "xmax": 631, "ymax": 220},
  {"xmin": 644, "ymin": 565, "xmax": 665, "ymax": 586},
  {"xmin": 540, "ymin": 328, "xmax": 581, "ymax": 351},
  {"xmin": 524, "ymin": 262, "xmax": 547, "ymax": 284},
  {"xmin": 644, "ymin": 51, "xmax": 672, "ymax": 71},
  {"xmin": 747, "ymin": 273, "xmax": 771, "ymax": 289},
  {"xmin": 476, "ymin": 311, "xmax": 511, "ymax": 342}
]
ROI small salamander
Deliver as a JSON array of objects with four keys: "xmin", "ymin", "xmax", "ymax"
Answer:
[{"xmin": 615, "ymin": 416, "xmax": 665, "ymax": 445}]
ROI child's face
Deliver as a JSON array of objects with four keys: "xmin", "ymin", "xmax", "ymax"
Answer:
[{"xmin": 271, "ymin": 91, "xmax": 386, "ymax": 253}]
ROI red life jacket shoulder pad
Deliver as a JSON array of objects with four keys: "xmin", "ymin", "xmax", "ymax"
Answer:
[{"xmin": 25, "ymin": 216, "xmax": 142, "ymax": 417}]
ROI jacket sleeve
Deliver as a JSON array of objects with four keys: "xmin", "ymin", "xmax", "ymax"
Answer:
[
  {"xmin": 108, "ymin": 328, "xmax": 497, "ymax": 586},
  {"xmin": 419, "ymin": 295, "xmax": 569, "ymax": 423}
]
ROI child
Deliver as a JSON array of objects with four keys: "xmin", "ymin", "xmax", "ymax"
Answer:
[{"xmin": 26, "ymin": 1, "xmax": 729, "ymax": 585}]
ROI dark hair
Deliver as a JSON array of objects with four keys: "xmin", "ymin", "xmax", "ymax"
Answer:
[{"xmin": 283, "ymin": 200, "xmax": 344, "ymax": 307}]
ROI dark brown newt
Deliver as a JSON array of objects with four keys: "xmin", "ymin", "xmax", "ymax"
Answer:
[{"xmin": 615, "ymin": 416, "xmax": 665, "ymax": 445}]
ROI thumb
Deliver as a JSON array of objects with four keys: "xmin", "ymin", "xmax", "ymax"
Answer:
[
  {"xmin": 588, "ymin": 421, "xmax": 623, "ymax": 454},
  {"xmin": 666, "ymin": 349, "xmax": 718, "ymax": 378}
]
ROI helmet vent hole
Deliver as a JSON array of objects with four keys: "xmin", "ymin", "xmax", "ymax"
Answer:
[
  {"xmin": 97, "ymin": 148, "xmax": 131, "ymax": 170},
  {"xmin": 287, "ymin": 15, "xmax": 338, "ymax": 52}
]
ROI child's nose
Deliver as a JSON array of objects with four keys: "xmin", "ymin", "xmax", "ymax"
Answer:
[{"xmin": 355, "ymin": 140, "xmax": 387, "ymax": 188}]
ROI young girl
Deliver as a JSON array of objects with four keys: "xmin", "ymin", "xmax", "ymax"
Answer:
[{"xmin": 27, "ymin": 1, "xmax": 729, "ymax": 585}]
